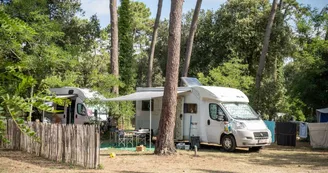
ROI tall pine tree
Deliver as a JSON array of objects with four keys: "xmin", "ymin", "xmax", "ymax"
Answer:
[{"xmin": 118, "ymin": 0, "xmax": 136, "ymax": 94}]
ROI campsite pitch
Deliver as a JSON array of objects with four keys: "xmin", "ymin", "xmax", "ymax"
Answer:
[{"xmin": 0, "ymin": 142, "xmax": 327, "ymax": 173}]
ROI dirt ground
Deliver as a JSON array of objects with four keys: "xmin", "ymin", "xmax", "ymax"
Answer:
[{"xmin": 0, "ymin": 142, "xmax": 328, "ymax": 173}]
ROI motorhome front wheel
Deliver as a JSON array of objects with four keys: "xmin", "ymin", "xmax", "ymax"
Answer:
[{"xmin": 222, "ymin": 135, "xmax": 236, "ymax": 152}]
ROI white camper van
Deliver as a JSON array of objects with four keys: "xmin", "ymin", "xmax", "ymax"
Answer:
[
  {"xmin": 45, "ymin": 87, "xmax": 108, "ymax": 124},
  {"xmin": 132, "ymin": 78, "xmax": 272, "ymax": 152}
]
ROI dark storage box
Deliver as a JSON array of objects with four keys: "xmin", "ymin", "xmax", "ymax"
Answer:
[{"xmin": 190, "ymin": 136, "xmax": 200, "ymax": 149}]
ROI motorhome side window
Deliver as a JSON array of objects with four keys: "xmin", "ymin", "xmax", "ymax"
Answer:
[
  {"xmin": 209, "ymin": 104, "xmax": 225, "ymax": 120},
  {"xmin": 56, "ymin": 105, "xmax": 64, "ymax": 113},
  {"xmin": 142, "ymin": 100, "xmax": 154, "ymax": 111},
  {"xmin": 77, "ymin": 103, "xmax": 86, "ymax": 115},
  {"xmin": 184, "ymin": 103, "xmax": 197, "ymax": 113}
]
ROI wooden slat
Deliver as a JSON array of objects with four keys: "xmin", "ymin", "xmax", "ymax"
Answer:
[
  {"xmin": 13, "ymin": 122, "xmax": 17, "ymax": 150},
  {"xmin": 67, "ymin": 125, "xmax": 71, "ymax": 163},
  {"xmin": 77, "ymin": 125, "xmax": 81, "ymax": 166},
  {"xmin": 43, "ymin": 123, "xmax": 47, "ymax": 158},
  {"xmin": 54, "ymin": 124, "xmax": 58, "ymax": 160},
  {"xmin": 37, "ymin": 123, "xmax": 41, "ymax": 156},
  {"xmin": 61, "ymin": 124, "xmax": 66, "ymax": 162},
  {"xmin": 70, "ymin": 125, "xmax": 73, "ymax": 164},
  {"xmin": 27, "ymin": 123, "xmax": 31, "ymax": 153},
  {"xmin": 40, "ymin": 123, "xmax": 45, "ymax": 157},
  {"xmin": 50, "ymin": 124, "xmax": 54, "ymax": 160},
  {"xmin": 80, "ymin": 125, "xmax": 84, "ymax": 167},
  {"xmin": 8, "ymin": 120, "xmax": 11, "ymax": 149},
  {"xmin": 71, "ymin": 125, "xmax": 75, "ymax": 165},
  {"xmin": 47, "ymin": 123, "xmax": 51, "ymax": 159},
  {"xmin": 75, "ymin": 125, "xmax": 78, "ymax": 165},
  {"xmin": 34, "ymin": 123, "xmax": 39, "ymax": 155},
  {"xmin": 83, "ymin": 126, "xmax": 88, "ymax": 167},
  {"xmin": 28, "ymin": 122, "xmax": 32, "ymax": 154},
  {"xmin": 86, "ymin": 125, "xmax": 90, "ymax": 168},
  {"xmin": 90, "ymin": 125, "xmax": 94, "ymax": 168},
  {"xmin": 57, "ymin": 124, "xmax": 62, "ymax": 162},
  {"xmin": 48, "ymin": 124, "xmax": 52, "ymax": 159},
  {"xmin": 64, "ymin": 125, "xmax": 69, "ymax": 163},
  {"xmin": 50, "ymin": 123, "xmax": 54, "ymax": 159},
  {"xmin": 95, "ymin": 125, "xmax": 100, "ymax": 168}
]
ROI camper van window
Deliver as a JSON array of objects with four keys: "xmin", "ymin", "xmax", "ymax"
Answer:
[
  {"xmin": 184, "ymin": 104, "xmax": 197, "ymax": 113},
  {"xmin": 56, "ymin": 105, "xmax": 64, "ymax": 112},
  {"xmin": 142, "ymin": 100, "xmax": 154, "ymax": 111},
  {"xmin": 77, "ymin": 103, "xmax": 87, "ymax": 115},
  {"xmin": 209, "ymin": 104, "xmax": 225, "ymax": 120}
]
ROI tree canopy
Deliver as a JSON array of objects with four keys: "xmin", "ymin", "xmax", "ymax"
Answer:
[{"xmin": 0, "ymin": 0, "xmax": 327, "ymax": 142}]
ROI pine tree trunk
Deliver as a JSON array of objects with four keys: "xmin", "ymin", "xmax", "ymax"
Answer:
[
  {"xmin": 154, "ymin": 0, "xmax": 184, "ymax": 155},
  {"xmin": 181, "ymin": 0, "xmax": 202, "ymax": 81},
  {"xmin": 255, "ymin": 0, "xmax": 278, "ymax": 90},
  {"xmin": 110, "ymin": 0, "xmax": 119, "ymax": 95},
  {"xmin": 147, "ymin": 0, "xmax": 163, "ymax": 87}
]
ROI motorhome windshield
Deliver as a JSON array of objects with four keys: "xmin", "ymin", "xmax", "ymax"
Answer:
[{"xmin": 222, "ymin": 103, "xmax": 259, "ymax": 120}]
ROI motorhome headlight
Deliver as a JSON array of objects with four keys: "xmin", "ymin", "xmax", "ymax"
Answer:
[{"xmin": 235, "ymin": 121, "xmax": 246, "ymax": 129}]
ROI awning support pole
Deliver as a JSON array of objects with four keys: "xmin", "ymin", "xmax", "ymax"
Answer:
[{"xmin": 149, "ymin": 98, "xmax": 152, "ymax": 149}]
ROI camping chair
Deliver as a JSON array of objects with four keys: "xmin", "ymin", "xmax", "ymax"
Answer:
[
  {"xmin": 139, "ymin": 128, "xmax": 154, "ymax": 144},
  {"xmin": 124, "ymin": 132, "xmax": 134, "ymax": 147},
  {"xmin": 117, "ymin": 130, "xmax": 126, "ymax": 147},
  {"xmin": 136, "ymin": 132, "xmax": 147, "ymax": 146}
]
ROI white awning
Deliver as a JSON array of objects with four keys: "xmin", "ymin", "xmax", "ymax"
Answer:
[
  {"xmin": 103, "ymin": 90, "xmax": 190, "ymax": 101},
  {"xmin": 317, "ymin": 108, "xmax": 328, "ymax": 114},
  {"xmin": 55, "ymin": 94, "xmax": 76, "ymax": 98}
]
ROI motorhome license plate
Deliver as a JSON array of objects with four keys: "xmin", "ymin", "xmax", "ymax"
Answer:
[{"xmin": 258, "ymin": 139, "xmax": 267, "ymax": 144}]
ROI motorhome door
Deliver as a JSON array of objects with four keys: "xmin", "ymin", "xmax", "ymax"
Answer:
[
  {"xmin": 75, "ymin": 97, "xmax": 89, "ymax": 124},
  {"xmin": 66, "ymin": 100, "xmax": 76, "ymax": 124},
  {"xmin": 206, "ymin": 103, "xmax": 225, "ymax": 143}
]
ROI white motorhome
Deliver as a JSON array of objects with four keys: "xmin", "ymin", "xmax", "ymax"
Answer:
[
  {"xmin": 126, "ymin": 78, "xmax": 271, "ymax": 151},
  {"xmin": 45, "ymin": 87, "xmax": 108, "ymax": 124}
]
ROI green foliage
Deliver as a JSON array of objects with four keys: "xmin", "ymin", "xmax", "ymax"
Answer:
[
  {"xmin": 97, "ymin": 164, "xmax": 104, "ymax": 169},
  {"xmin": 284, "ymin": 97, "xmax": 306, "ymax": 121},
  {"xmin": 0, "ymin": 66, "xmax": 68, "ymax": 143},
  {"xmin": 285, "ymin": 38, "xmax": 328, "ymax": 110},
  {"xmin": 198, "ymin": 58, "xmax": 254, "ymax": 95},
  {"xmin": 251, "ymin": 76, "xmax": 287, "ymax": 120},
  {"xmin": 0, "ymin": 0, "xmax": 109, "ymax": 143},
  {"xmin": 42, "ymin": 71, "xmax": 79, "ymax": 88}
]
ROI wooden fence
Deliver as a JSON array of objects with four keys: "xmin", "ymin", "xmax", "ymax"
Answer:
[{"xmin": 0, "ymin": 120, "xmax": 100, "ymax": 169}]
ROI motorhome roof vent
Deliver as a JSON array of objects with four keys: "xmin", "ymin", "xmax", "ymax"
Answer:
[{"xmin": 68, "ymin": 89, "xmax": 74, "ymax": 94}]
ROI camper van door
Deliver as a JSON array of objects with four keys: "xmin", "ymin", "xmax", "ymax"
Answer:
[
  {"xmin": 75, "ymin": 97, "xmax": 89, "ymax": 124},
  {"xmin": 207, "ymin": 103, "xmax": 225, "ymax": 143}
]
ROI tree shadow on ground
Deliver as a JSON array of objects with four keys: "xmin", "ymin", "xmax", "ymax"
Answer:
[
  {"xmin": 265, "ymin": 142, "xmax": 328, "ymax": 153},
  {"xmin": 0, "ymin": 149, "xmax": 84, "ymax": 170},
  {"xmin": 198, "ymin": 144, "xmax": 249, "ymax": 153},
  {"xmin": 119, "ymin": 171, "xmax": 152, "ymax": 173},
  {"xmin": 246, "ymin": 151, "xmax": 328, "ymax": 169},
  {"xmin": 196, "ymin": 142, "xmax": 328, "ymax": 169},
  {"xmin": 100, "ymin": 153, "xmax": 154, "ymax": 157},
  {"xmin": 192, "ymin": 169, "xmax": 237, "ymax": 173}
]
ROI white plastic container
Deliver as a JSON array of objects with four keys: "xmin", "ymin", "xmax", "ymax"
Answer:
[{"xmin": 184, "ymin": 145, "xmax": 190, "ymax": 150}]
